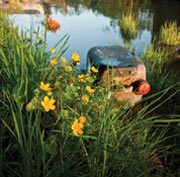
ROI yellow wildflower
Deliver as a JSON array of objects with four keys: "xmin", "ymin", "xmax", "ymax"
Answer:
[
  {"xmin": 40, "ymin": 81, "xmax": 52, "ymax": 91},
  {"xmin": 81, "ymin": 94, "xmax": 88, "ymax": 101},
  {"xmin": 86, "ymin": 86, "xmax": 95, "ymax": 94},
  {"xmin": 79, "ymin": 116, "xmax": 86, "ymax": 123},
  {"xmin": 78, "ymin": 74, "xmax": 87, "ymax": 83},
  {"xmin": 61, "ymin": 57, "xmax": 67, "ymax": 64},
  {"xmin": 71, "ymin": 52, "xmax": 80, "ymax": 65},
  {"xmin": 41, "ymin": 96, "xmax": 56, "ymax": 112},
  {"xmin": 71, "ymin": 118, "xmax": 84, "ymax": 136},
  {"xmin": 50, "ymin": 48, "xmax": 55, "ymax": 54},
  {"xmin": 50, "ymin": 58, "xmax": 57, "ymax": 66},
  {"xmin": 91, "ymin": 66, "xmax": 98, "ymax": 73},
  {"xmin": 71, "ymin": 52, "xmax": 80, "ymax": 62},
  {"xmin": 47, "ymin": 91, "xmax": 52, "ymax": 96},
  {"xmin": 66, "ymin": 65, "xmax": 72, "ymax": 71}
]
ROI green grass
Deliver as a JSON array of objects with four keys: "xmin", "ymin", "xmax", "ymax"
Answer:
[
  {"xmin": 0, "ymin": 11, "xmax": 180, "ymax": 177},
  {"xmin": 142, "ymin": 40, "xmax": 180, "ymax": 114},
  {"xmin": 120, "ymin": 13, "xmax": 138, "ymax": 40},
  {"xmin": 159, "ymin": 21, "xmax": 180, "ymax": 46}
]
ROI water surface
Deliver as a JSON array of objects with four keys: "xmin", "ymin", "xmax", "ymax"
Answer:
[{"xmin": 8, "ymin": 0, "xmax": 180, "ymax": 69}]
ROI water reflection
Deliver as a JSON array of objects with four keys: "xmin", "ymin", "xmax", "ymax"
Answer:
[{"xmin": 6, "ymin": 0, "xmax": 180, "ymax": 69}]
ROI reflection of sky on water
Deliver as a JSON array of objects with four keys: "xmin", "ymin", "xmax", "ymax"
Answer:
[
  {"xmin": 131, "ymin": 29, "xmax": 152, "ymax": 57},
  {"xmin": 10, "ymin": 14, "xmax": 44, "ymax": 33},
  {"xmin": 9, "ymin": 5, "xmax": 152, "ymax": 69}
]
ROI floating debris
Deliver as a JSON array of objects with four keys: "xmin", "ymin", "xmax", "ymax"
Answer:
[{"xmin": 47, "ymin": 17, "xmax": 60, "ymax": 33}]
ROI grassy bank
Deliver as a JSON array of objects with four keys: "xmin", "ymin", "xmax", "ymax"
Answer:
[{"xmin": 0, "ymin": 12, "xmax": 180, "ymax": 177}]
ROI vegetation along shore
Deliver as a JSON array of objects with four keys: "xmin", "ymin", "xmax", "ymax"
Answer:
[{"xmin": 0, "ymin": 10, "xmax": 180, "ymax": 177}]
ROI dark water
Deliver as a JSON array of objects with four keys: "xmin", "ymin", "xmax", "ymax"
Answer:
[{"xmin": 8, "ymin": 0, "xmax": 180, "ymax": 69}]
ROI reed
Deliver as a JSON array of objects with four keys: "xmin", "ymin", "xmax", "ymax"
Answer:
[
  {"xmin": 120, "ymin": 13, "xmax": 138, "ymax": 40},
  {"xmin": 159, "ymin": 21, "xmax": 180, "ymax": 46}
]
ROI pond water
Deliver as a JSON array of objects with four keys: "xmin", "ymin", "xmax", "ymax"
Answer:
[{"xmin": 8, "ymin": 0, "xmax": 180, "ymax": 70}]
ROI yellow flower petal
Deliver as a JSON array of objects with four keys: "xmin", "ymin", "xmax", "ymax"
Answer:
[
  {"xmin": 61, "ymin": 57, "xmax": 67, "ymax": 63},
  {"xmin": 47, "ymin": 91, "xmax": 52, "ymax": 96},
  {"xmin": 50, "ymin": 48, "xmax": 55, "ymax": 54},
  {"xmin": 91, "ymin": 66, "xmax": 98, "ymax": 73},
  {"xmin": 65, "ymin": 65, "xmax": 72, "ymax": 71},
  {"xmin": 78, "ymin": 74, "xmax": 87, "ymax": 83},
  {"xmin": 71, "ymin": 118, "xmax": 85, "ymax": 136},
  {"xmin": 86, "ymin": 86, "xmax": 95, "ymax": 94},
  {"xmin": 50, "ymin": 58, "xmax": 57, "ymax": 66},
  {"xmin": 41, "ymin": 96, "xmax": 56, "ymax": 112},
  {"xmin": 81, "ymin": 95, "xmax": 88, "ymax": 101},
  {"xmin": 79, "ymin": 116, "xmax": 86, "ymax": 123},
  {"xmin": 71, "ymin": 52, "xmax": 80, "ymax": 62},
  {"xmin": 40, "ymin": 81, "xmax": 52, "ymax": 91}
]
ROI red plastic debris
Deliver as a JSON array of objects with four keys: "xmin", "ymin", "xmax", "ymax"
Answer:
[
  {"xmin": 47, "ymin": 17, "xmax": 60, "ymax": 33},
  {"xmin": 136, "ymin": 81, "xmax": 151, "ymax": 95}
]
